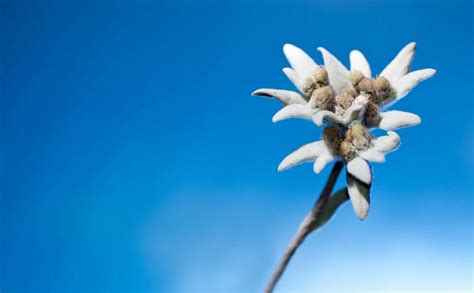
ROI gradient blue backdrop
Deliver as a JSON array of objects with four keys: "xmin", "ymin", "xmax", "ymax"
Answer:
[{"xmin": 1, "ymin": 0, "xmax": 473, "ymax": 292}]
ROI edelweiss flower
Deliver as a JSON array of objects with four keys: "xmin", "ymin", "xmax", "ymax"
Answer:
[
  {"xmin": 252, "ymin": 42, "xmax": 436, "ymax": 220},
  {"xmin": 315, "ymin": 43, "xmax": 436, "ymax": 130},
  {"xmin": 278, "ymin": 124, "xmax": 400, "ymax": 219},
  {"xmin": 252, "ymin": 44, "xmax": 335, "ymax": 123}
]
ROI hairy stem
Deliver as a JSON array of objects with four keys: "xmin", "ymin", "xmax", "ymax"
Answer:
[{"xmin": 265, "ymin": 161, "xmax": 344, "ymax": 293}]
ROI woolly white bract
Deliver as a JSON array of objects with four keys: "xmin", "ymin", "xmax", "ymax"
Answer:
[{"xmin": 253, "ymin": 42, "xmax": 435, "ymax": 220}]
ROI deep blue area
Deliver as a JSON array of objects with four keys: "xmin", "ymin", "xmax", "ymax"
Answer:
[{"xmin": 1, "ymin": 0, "xmax": 472, "ymax": 291}]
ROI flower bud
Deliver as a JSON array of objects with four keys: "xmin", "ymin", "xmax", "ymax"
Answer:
[
  {"xmin": 374, "ymin": 76, "xmax": 390, "ymax": 92},
  {"xmin": 350, "ymin": 71, "xmax": 364, "ymax": 86},
  {"xmin": 322, "ymin": 126, "xmax": 343, "ymax": 151},
  {"xmin": 309, "ymin": 86, "xmax": 335, "ymax": 110},
  {"xmin": 301, "ymin": 78, "xmax": 317, "ymax": 97},
  {"xmin": 373, "ymin": 76, "xmax": 391, "ymax": 104},
  {"xmin": 313, "ymin": 68, "xmax": 328, "ymax": 85},
  {"xmin": 335, "ymin": 88, "xmax": 357, "ymax": 110},
  {"xmin": 357, "ymin": 77, "xmax": 375, "ymax": 95},
  {"xmin": 363, "ymin": 102, "xmax": 381, "ymax": 127},
  {"xmin": 345, "ymin": 123, "xmax": 372, "ymax": 150},
  {"xmin": 339, "ymin": 141, "xmax": 352, "ymax": 158}
]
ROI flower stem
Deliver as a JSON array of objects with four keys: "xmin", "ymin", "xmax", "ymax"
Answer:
[{"xmin": 265, "ymin": 161, "xmax": 344, "ymax": 293}]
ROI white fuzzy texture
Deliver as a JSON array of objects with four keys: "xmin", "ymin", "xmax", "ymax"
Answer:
[
  {"xmin": 282, "ymin": 67, "xmax": 304, "ymax": 93},
  {"xmin": 313, "ymin": 151, "xmax": 334, "ymax": 174},
  {"xmin": 272, "ymin": 104, "xmax": 314, "ymax": 123},
  {"xmin": 278, "ymin": 141, "xmax": 328, "ymax": 171},
  {"xmin": 380, "ymin": 42, "xmax": 416, "ymax": 84},
  {"xmin": 358, "ymin": 131, "xmax": 401, "ymax": 163},
  {"xmin": 282, "ymin": 44, "xmax": 320, "ymax": 95},
  {"xmin": 252, "ymin": 88, "xmax": 307, "ymax": 105},
  {"xmin": 283, "ymin": 44, "xmax": 319, "ymax": 79},
  {"xmin": 346, "ymin": 174, "xmax": 371, "ymax": 220},
  {"xmin": 373, "ymin": 131, "xmax": 401, "ymax": 153},
  {"xmin": 347, "ymin": 157, "xmax": 372, "ymax": 185},
  {"xmin": 378, "ymin": 110, "xmax": 421, "ymax": 130},
  {"xmin": 359, "ymin": 148, "xmax": 386, "ymax": 163},
  {"xmin": 318, "ymin": 47, "xmax": 353, "ymax": 94},
  {"xmin": 393, "ymin": 68, "xmax": 437, "ymax": 100},
  {"xmin": 350, "ymin": 50, "xmax": 372, "ymax": 77}
]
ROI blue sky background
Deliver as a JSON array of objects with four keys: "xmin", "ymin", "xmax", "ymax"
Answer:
[{"xmin": 1, "ymin": 0, "xmax": 472, "ymax": 292}]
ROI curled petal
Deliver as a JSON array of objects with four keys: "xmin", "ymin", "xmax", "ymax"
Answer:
[
  {"xmin": 278, "ymin": 141, "xmax": 328, "ymax": 171},
  {"xmin": 313, "ymin": 110, "xmax": 341, "ymax": 126},
  {"xmin": 378, "ymin": 111, "xmax": 421, "ymax": 130},
  {"xmin": 358, "ymin": 148, "xmax": 386, "ymax": 163},
  {"xmin": 283, "ymin": 44, "xmax": 319, "ymax": 79},
  {"xmin": 393, "ymin": 68, "xmax": 436, "ymax": 99},
  {"xmin": 272, "ymin": 104, "xmax": 314, "ymax": 123},
  {"xmin": 312, "ymin": 103, "xmax": 364, "ymax": 126},
  {"xmin": 380, "ymin": 42, "xmax": 416, "ymax": 83},
  {"xmin": 318, "ymin": 47, "xmax": 353, "ymax": 94},
  {"xmin": 346, "ymin": 174, "xmax": 371, "ymax": 220},
  {"xmin": 373, "ymin": 131, "xmax": 401, "ymax": 153},
  {"xmin": 350, "ymin": 50, "xmax": 371, "ymax": 77},
  {"xmin": 347, "ymin": 156, "xmax": 372, "ymax": 185},
  {"xmin": 313, "ymin": 151, "xmax": 335, "ymax": 174},
  {"xmin": 252, "ymin": 88, "xmax": 307, "ymax": 105}
]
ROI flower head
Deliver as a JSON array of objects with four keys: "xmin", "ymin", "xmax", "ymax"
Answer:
[
  {"xmin": 315, "ymin": 42, "xmax": 436, "ymax": 130},
  {"xmin": 277, "ymin": 124, "xmax": 400, "ymax": 219},
  {"xmin": 253, "ymin": 42, "xmax": 435, "ymax": 220}
]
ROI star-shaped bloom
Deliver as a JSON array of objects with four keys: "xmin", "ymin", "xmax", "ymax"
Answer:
[
  {"xmin": 278, "ymin": 124, "xmax": 400, "ymax": 219},
  {"xmin": 315, "ymin": 43, "xmax": 436, "ymax": 130},
  {"xmin": 252, "ymin": 42, "xmax": 435, "ymax": 220}
]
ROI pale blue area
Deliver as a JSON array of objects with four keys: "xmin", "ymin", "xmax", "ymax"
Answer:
[{"xmin": 1, "ymin": 0, "xmax": 472, "ymax": 292}]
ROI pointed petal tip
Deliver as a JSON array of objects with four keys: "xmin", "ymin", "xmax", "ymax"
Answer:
[
  {"xmin": 426, "ymin": 68, "xmax": 437, "ymax": 77},
  {"xmin": 313, "ymin": 164, "xmax": 322, "ymax": 174},
  {"xmin": 413, "ymin": 114, "xmax": 422, "ymax": 125},
  {"xmin": 277, "ymin": 163, "xmax": 285, "ymax": 172},
  {"xmin": 283, "ymin": 43, "xmax": 296, "ymax": 52},
  {"xmin": 357, "ymin": 213, "xmax": 368, "ymax": 221},
  {"xmin": 387, "ymin": 130, "xmax": 400, "ymax": 138},
  {"xmin": 347, "ymin": 175, "xmax": 371, "ymax": 220},
  {"xmin": 349, "ymin": 49, "xmax": 363, "ymax": 60},
  {"xmin": 251, "ymin": 89, "xmax": 262, "ymax": 96}
]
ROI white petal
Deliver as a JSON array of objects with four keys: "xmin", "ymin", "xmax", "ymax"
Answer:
[
  {"xmin": 252, "ymin": 88, "xmax": 307, "ymax": 105},
  {"xmin": 272, "ymin": 104, "xmax": 314, "ymax": 122},
  {"xmin": 393, "ymin": 68, "xmax": 436, "ymax": 99},
  {"xmin": 358, "ymin": 148, "xmax": 386, "ymax": 163},
  {"xmin": 346, "ymin": 157, "xmax": 372, "ymax": 185},
  {"xmin": 350, "ymin": 50, "xmax": 371, "ymax": 77},
  {"xmin": 283, "ymin": 44, "xmax": 319, "ymax": 79},
  {"xmin": 312, "ymin": 110, "xmax": 343, "ymax": 126},
  {"xmin": 373, "ymin": 131, "xmax": 401, "ymax": 153},
  {"xmin": 318, "ymin": 47, "xmax": 353, "ymax": 94},
  {"xmin": 346, "ymin": 174, "xmax": 371, "ymax": 220},
  {"xmin": 378, "ymin": 111, "xmax": 421, "ymax": 130},
  {"xmin": 282, "ymin": 67, "xmax": 304, "ymax": 94},
  {"xmin": 313, "ymin": 151, "xmax": 335, "ymax": 174},
  {"xmin": 278, "ymin": 141, "xmax": 327, "ymax": 171},
  {"xmin": 380, "ymin": 42, "xmax": 416, "ymax": 83}
]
